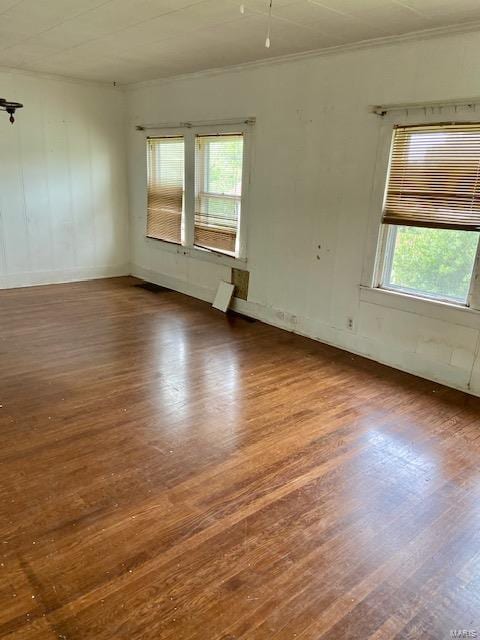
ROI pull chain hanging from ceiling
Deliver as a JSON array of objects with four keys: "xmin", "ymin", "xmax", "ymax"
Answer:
[
  {"xmin": 265, "ymin": 0, "xmax": 273, "ymax": 48},
  {"xmin": 240, "ymin": 1, "xmax": 273, "ymax": 48}
]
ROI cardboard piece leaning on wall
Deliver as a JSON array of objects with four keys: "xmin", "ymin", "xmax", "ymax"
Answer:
[{"xmin": 213, "ymin": 281, "xmax": 235, "ymax": 312}]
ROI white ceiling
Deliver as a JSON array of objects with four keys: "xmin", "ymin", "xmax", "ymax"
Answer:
[{"xmin": 0, "ymin": 0, "xmax": 480, "ymax": 84}]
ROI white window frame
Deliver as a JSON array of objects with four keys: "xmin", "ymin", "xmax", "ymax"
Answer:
[
  {"xmin": 195, "ymin": 134, "xmax": 243, "ymax": 256},
  {"xmin": 362, "ymin": 105, "xmax": 480, "ymax": 311},
  {"xmin": 144, "ymin": 122, "xmax": 252, "ymax": 265}
]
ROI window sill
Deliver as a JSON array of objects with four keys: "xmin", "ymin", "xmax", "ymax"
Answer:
[
  {"xmin": 359, "ymin": 285, "xmax": 480, "ymax": 330},
  {"xmin": 145, "ymin": 236, "xmax": 247, "ymax": 269}
]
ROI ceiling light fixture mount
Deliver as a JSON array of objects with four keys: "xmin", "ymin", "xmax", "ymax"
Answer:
[{"xmin": 0, "ymin": 97, "xmax": 23, "ymax": 124}]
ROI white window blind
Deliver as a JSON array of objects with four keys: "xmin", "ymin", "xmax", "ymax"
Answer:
[
  {"xmin": 147, "ymin": 136, "xmax": 184, "ymax": 244},
  {"xmin": 383, "ymin": 123, "xmax": 480, "ymax": 231}
]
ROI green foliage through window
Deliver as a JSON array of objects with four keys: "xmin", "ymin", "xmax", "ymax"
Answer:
[
  {"xmin": 205, "ymin": 137, "xmax": 243, "ymax": 196},
  {"xmin": 385, "ymin": 226, "xmax": 479, "ymax": 302}
]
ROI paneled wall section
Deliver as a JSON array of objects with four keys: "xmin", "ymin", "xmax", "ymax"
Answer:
[{"xmin": 0, "ymin": 69, "xmax": 129, "ymax": 288}]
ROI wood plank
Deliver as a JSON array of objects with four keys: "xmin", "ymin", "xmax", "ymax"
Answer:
[{"xmin": 0, "ymin": 276, "xmax": 479, "ymax": 639}]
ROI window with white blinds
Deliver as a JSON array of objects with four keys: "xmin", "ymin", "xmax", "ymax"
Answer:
[
  {"xmin": 144, "ymin": 122, "xmax": 251, "ymax": 260},
  {"xmin": 382, "ymin": 123, "xmax": 480, "ymax": 230},
  {"xmin": 147, "ymin": 136, "xmax": 184, "ymax": 244},
  {"xmin": 377, "ymin": 121, "xmax": 480, "ymax": 307},
  {"xmin": 195, "ymin": 134, "xmax": 244, "ymax": 255}
]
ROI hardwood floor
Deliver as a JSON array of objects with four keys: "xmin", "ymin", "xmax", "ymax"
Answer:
[{"xmin": 1, "ymin": 277, "xmax": 479, "ymax": 639}]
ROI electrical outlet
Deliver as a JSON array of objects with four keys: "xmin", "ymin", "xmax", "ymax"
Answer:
[{"xmin": 347, "ymin": 317, "xmax": 354, "ymax": 330}]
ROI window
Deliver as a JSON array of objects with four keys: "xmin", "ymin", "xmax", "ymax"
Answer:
[
  {"xmin": 146, "ymin": 124, "xmax": 250, "ymax": 259},
  {"xmin": 377, "ymin": 123, "xmax": 480, "ymax": 306},
  {"xmin": 382, "ymin": 226, "xmax": 479, "ymax": 303},
  {"xmin": 195, "ymin": 134, "xmax": 243, "ymax": 255}
]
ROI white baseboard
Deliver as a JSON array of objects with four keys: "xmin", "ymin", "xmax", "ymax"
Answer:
[
  {"xmin": 0, "ymin": 264, "xmax": 130, "ymax": 290},
  {"xmin": 131, "ymin": 263, "xmax": 478, "ymax": 398},
  {"xmin": 131, "ymin": 264, "xmax": 217, "ymax": 303},
  {"xmin": 232, "ymin": 297, "xmax": 475, "ymax": 395}
]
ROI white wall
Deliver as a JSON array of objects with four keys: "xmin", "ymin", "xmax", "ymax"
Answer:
[
  {"xmin": 126, "ymin": 30, "xmax": 480, "ymax": 397},
  {"xmin": 0, "ymin": 69, "xmax": 129, "ymax": 288}
]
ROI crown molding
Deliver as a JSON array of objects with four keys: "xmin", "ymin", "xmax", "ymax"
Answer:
[
  {"xmin": 3, "ymin": 17, "xmax": 480, "ymax": 90},
  {"xmin": 0, "ymin": 64, "xmax": 125, "ymax": 91},
  {"xmin": 125, "ymin": 19, "xmax": 480, "ymax": 92}
]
